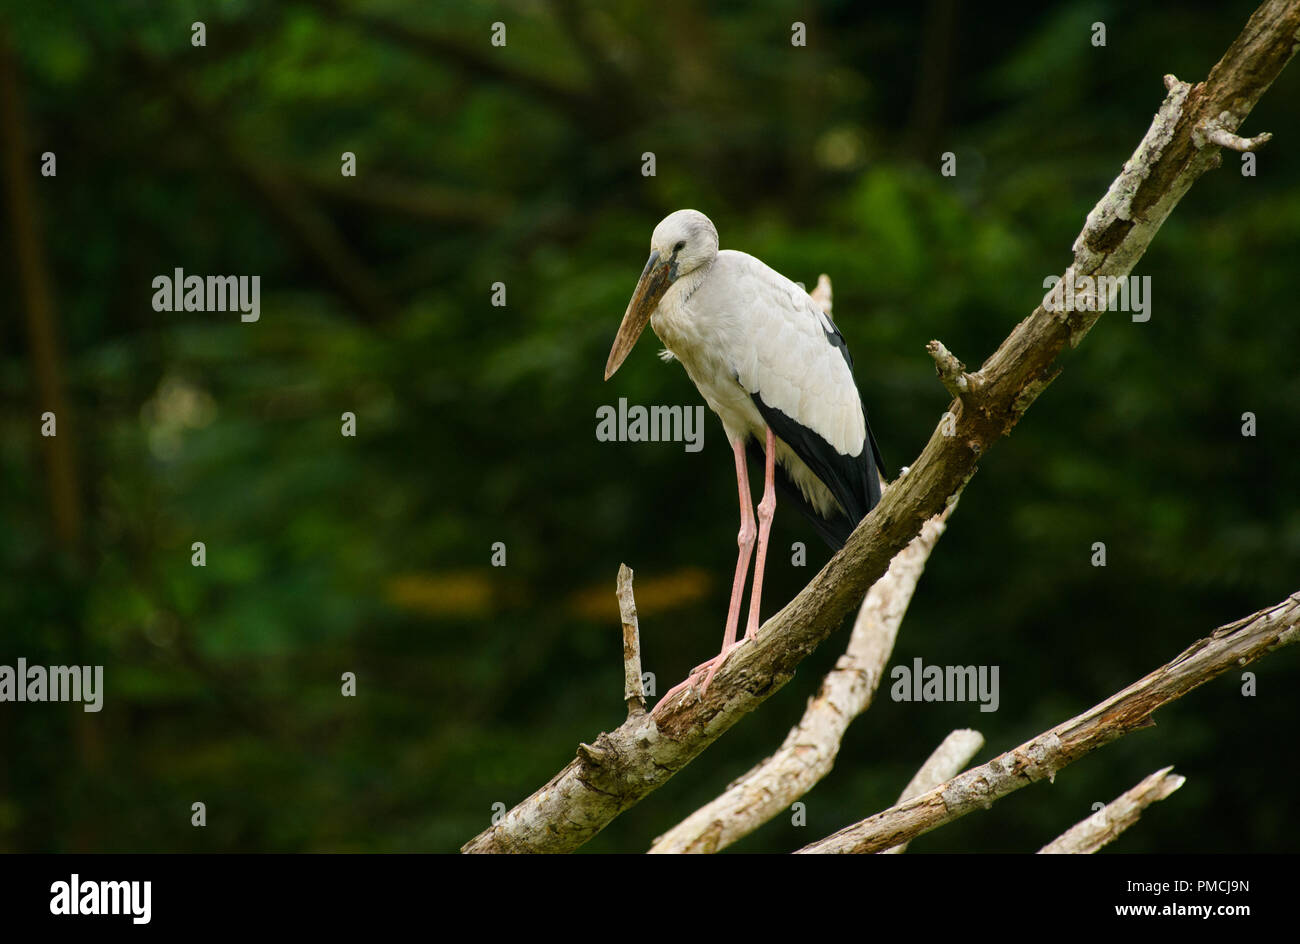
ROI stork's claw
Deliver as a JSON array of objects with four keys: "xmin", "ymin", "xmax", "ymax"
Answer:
[
  {"xmin": 657, "ymin": 669, "xmax": 707, "ymax": 707},
  {"xmin": 657, "ymin": 641, "xmax": 746, "ymax": 708}
]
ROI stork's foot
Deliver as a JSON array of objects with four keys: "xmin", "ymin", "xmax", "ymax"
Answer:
[
  {"xmin": 657, "ymin": 668, "xmax": 708, "ymax": 707},
  {"xmin": 658, "ymin": 641, "xmax": 747, "ymax": 707}
]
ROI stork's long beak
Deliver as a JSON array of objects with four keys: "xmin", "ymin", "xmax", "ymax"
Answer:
[{"xmin": 605, "ymin": 250, "xmax": 671, "ymax": 380}]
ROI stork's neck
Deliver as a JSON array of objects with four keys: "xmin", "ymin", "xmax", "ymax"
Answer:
[
  {"xmin": 650, "ymin": 256, "xmax": 715, "ymax": 353},
  {"xmin": 665, "ymin": 255, "xmax": 714, "ymax": 310}
]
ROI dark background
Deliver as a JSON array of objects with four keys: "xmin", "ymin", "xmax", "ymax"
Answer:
[{"xmin": 1, "ymin": 0, "xmax": 1297, "ymax": 853}]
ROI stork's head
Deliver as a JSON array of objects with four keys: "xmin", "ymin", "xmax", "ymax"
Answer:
[{"xmin": 605, "ymin": 210, "xmax": 718, "ymax": 380}]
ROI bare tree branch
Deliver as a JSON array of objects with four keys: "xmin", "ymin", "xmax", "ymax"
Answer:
[
  {"xmin": 649, "ymin": 502, "xmax": 955, "ymax": 854},
  {"xmin": 1199, "ymin": 120, "xmax": 1273, "ymax": 152},
  {"xmin": 809, "ymin": 273, "xmax": 833, "ymax": 313},
  {"xmin": 881, "ymin": 729, "xmax": 985, "ymax": 854},
  {"xmin": 926, "ymin": 340, "xmax": 979, "ymax": 400},
  {"xmin": 616, "ymin": 565, "xmax": 646, "ymax": 719},
  {"xmin": 462, "ymin": 0, "xmax": 1300, "ymax": 855},
  {"xmin": 1038, "ymin": 767, "xmax": 1186, "ymax": 854},
  {"xmin": 795, "ymin": 592, "xmax": 1300, "ymax": 853}
]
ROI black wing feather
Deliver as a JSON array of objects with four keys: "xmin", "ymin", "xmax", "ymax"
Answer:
[
  {"xmin": 749, "ymin": 394, "xmax": 883, "ymax": 551},
  {"xmin": 820, "ymin": 312, "xmax": 854, "ymax": 371}
]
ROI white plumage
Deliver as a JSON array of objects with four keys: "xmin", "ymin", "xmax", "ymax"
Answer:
[
  {"xmin": 604, "ymin": 209, "xmax": 883, "ymax": 698},
  {"xmin": 652, "ymin": 245, "xmax": 869, "ymax": 519}
]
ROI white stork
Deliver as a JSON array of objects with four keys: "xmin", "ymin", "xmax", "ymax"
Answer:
[{"xmin": 605, "ymin": 209, "xmax": 885, "ymax": 698}]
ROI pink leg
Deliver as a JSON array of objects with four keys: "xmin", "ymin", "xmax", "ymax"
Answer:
[
  {"xmin": 658, "ymin": 438, "xmax": 755, "ymax": 705},
  {"xmin": 721, "ymin": 438, "xmax": 757, "ymax": 652},
  {"xmin": 745, "ymin": 427, "xmax": 777, "ymax": 641}
]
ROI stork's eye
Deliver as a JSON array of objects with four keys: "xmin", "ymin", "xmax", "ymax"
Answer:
[{"xmin": 673, "ymin": 241, "xmax": 686, "ymax": 253}]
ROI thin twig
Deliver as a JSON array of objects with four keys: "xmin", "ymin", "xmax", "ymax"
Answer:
[
  {"xmin": 1038, "ymin": 767, "xmax": 1185, "ymax": 854},
  {"xmin": 926, "ymin": 340, "xmax": 979, "ymax": 399},
  {"xmin": 616, "ymin": 564, "xmax": 646, "ymax": 718},
  {"xmin": 810, "ymin": 274, "xmax": 834, "ymax": 314},
  {"xmin": 1196, "ymin": 110, "xmax": 1273, "ymax": 151},
  {"xmin": 881, "ymin": 729, "xmax": 985, "ymax": 854}
]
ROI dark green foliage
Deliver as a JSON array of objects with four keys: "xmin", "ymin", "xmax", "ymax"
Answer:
[{"xmin": 1, "ymin": 0, "xmax": 1296, "ymax": 852}]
